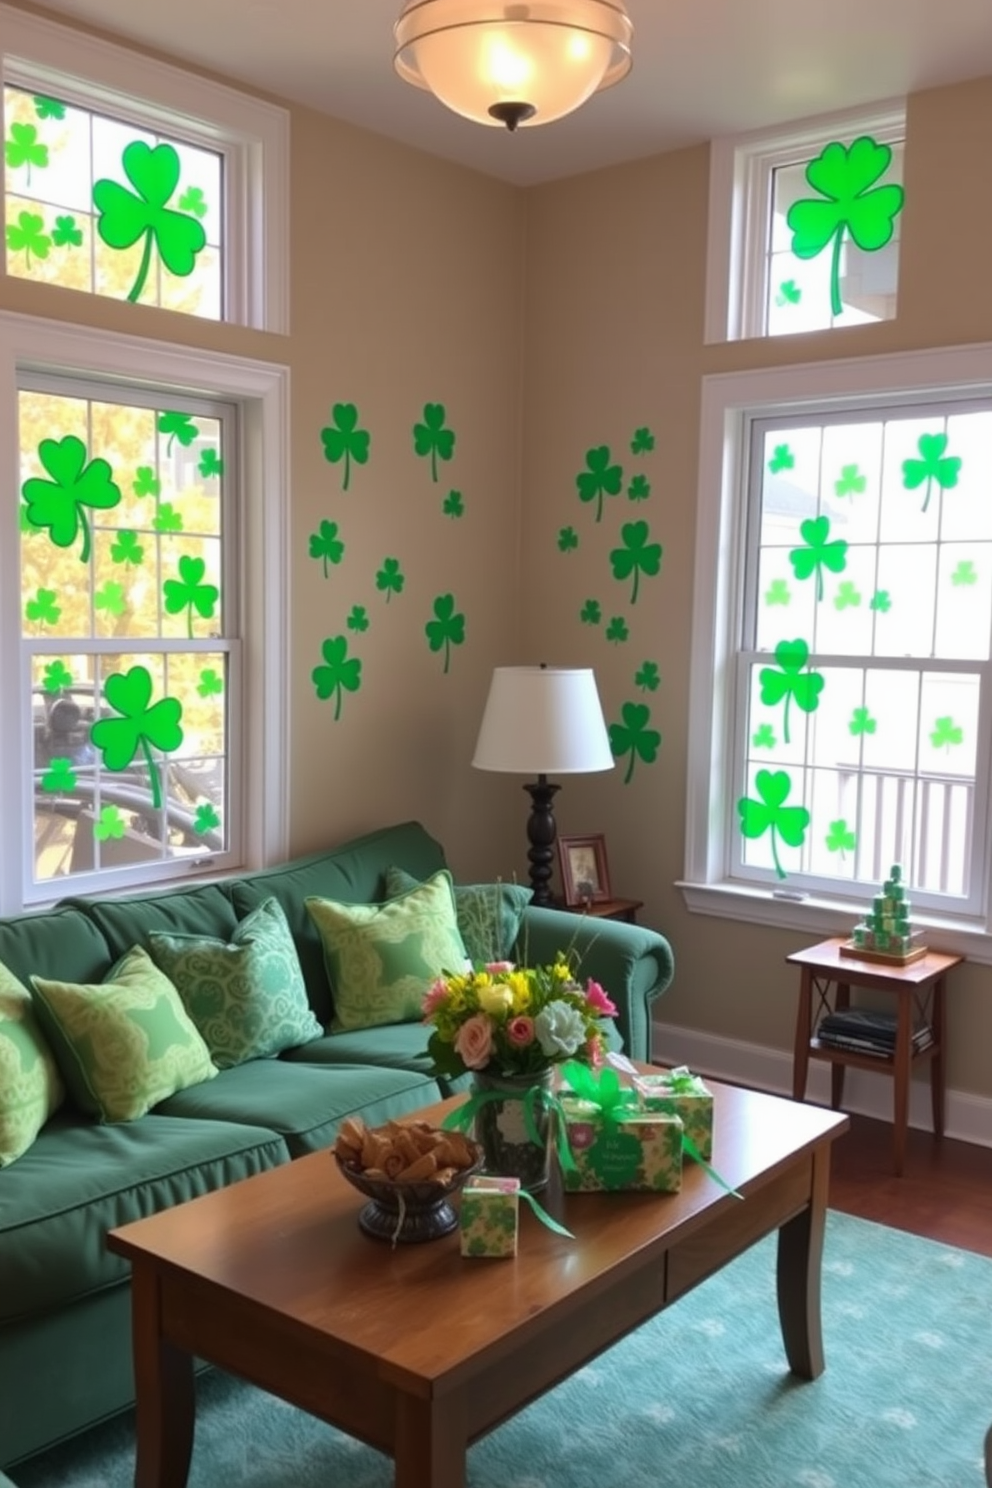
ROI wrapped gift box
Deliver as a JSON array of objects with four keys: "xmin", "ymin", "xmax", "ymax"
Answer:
[
  {"xmin": 460, "ymin": 1175, "xmax": 520, "ymax": 1257},
  {"xmin": 632, "ymin": 1067, "xmax": 714, "ymax": 1161},
  {"xmin": 560, "ymin": 1098, "xmax": 683, "ymax": 1193}
]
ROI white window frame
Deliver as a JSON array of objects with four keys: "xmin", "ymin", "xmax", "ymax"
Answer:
[
  {"xmin": 0, "ymin": 309, "xmax": 290, "ymax": 913},
  {"xmin": 680, "ymin": 341, "xmax": 992, "ymax": 965},
  {"xmin": 705, "ymin": 100, "xmax": 905, "ymax": 346},
  {"xmin": 1, "ymin": 2, "xmax": 289, "ymax": 333}
]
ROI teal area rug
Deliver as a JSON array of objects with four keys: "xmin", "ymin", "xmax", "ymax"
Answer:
[{"xmin": 14, "ymin": 1212, "xmax": 991, "ymax": 1488}]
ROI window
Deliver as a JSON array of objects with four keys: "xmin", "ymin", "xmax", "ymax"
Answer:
[
  {"xmin": 683, "ymin": 344, "xmax": 992, "ymax": 960},
  {"xmin": 1, "ymin": 2, "xmax": 288, "ymax": 330},
  {"xmin": 0, "ymin": 312, "xmax": 289, "ymax": 912},
  {"xmin": 706, "ymin": 104, "xmax": 905, "ymax": 343}
]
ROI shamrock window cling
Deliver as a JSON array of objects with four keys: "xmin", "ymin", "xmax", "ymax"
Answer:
[
  {"xmin": 93, "ymin": 141, "xmax": 207, "ymax": 304},
  {"xmin": 89, "ymin": 665, "xmax": 184, "ymax": 813}
]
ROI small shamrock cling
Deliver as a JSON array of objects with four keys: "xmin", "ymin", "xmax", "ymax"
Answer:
[
  {"xmin": 41, "ymin": 758, "xmax": 77, "ymax": 795},
  {"xmin": 312, "ymin": 635, "xmax": 362, "ymax": 720},
  {"xmin": 580, "ymin": 599, "xmax": 601, "ymax": 625},
  {"xmin": 376, "ymin": 557, "xmax": 405, "ymax": 601},
  {"xmin": 558, "ymin": 526, "xmax": 578, "ymax": 552},
  {"xmin": 21, "ymin": 435, "xmax": 122, "ymax": 564},
  {"xmin": 320, "ymin": 403, "xmax": 370, "ymax": 492},
  {"xmin": 6, "ymin": 210, "xmax": 52, "ymax": 268},
  {"xmin": 442, "ymin": 489, "xmax": 464, "ymax": 518},
  {"xmin": 5, "ymin": 122, "xmax": 48, "ymax": 183},
  {"xmin": 786, "ymin": 136, "xmax": 904, "ymax": 319},
  {"xmin": 90, "ymin": 665, "xmax": 184, "ymax": 812},
  {"xmin": 634, "ymin": 661, "xmax": 660, "ymax": 692},
  {"xmin": 737, "ymin": 769, "xmax": 810, "ymax": 879},
  {"xmin": 610, "ymin": 521, "xmax": 662, "ymax": 603},
  {"xmin": 576, "ymin": 445, "xmax": 622, "ymax": 523},
  {"xmin": 758, "ymin": 638, "xmax": 824, "ymax": 745},
  {"xmin": 834, "ymin": 464, "xmax": 867, "ymax": 497},
  {"xmin": 25, "ymin": 588, "xmax": 61, "ymax": 628},
  {"xmin": 930, "ymin": 716, "xmax": 963, "ymax": 752},
  {"xmin": 951, "ymin": 560, "xmax": 977, "ymax": 587},
  {"xmin": 825, "ymin": 819, "xmax": 857, "ymax": 857},
  {"xmin": 93, "ymin": 141, "xmax": 207, "ymax": 303},
  {"xmin": 309, "ymin": 520, "xmax": 345, "ymax": 578},
  {"xmin": 609, "ymin": 702, "xmax": 661, "ymax": 784},
  {"xmin": 413, "ymin": 403, "xmax": 455, "ymax": 483},
  {"xmin": 42, "ymin": 660, "xmax": 73, "ymax": 693},
  {"xmin": 789, "ymin": 515, "xmax": 848, "ymax": 601},
  {"xmin": 163, "ymin": 555, "xmax": 219, "ymax": 638},
  {"xmin": 425, "ymin": 593, "xmax": 465, "ymax": 674},
  {"xmin": 901, "ymin": 432, "xmax": 961, "ymax": 514},
  {"xmin": 157, "ymin": 411, "xmax": 198, "ymax": 453},
  {"xmin": 630, "ymin": 427, "xmax": 654, "ymax": 454},
  {"xmin": 605, "ymin": 616, "xmax": 629, "ymax": 644},
  {"xmin": 768, "ymin": 444, "xmax": 794, "ymax": 474},
  {"xmin": 52, "ymin": 214, "xmax": 83, "ymax": 248},
  {"xmin": 193, "ymin": 803, "xmax": 221, "ymax": 834}
]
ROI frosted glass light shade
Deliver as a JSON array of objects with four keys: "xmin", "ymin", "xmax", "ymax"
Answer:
[
  {"xmin": 394, "ymin": 0, "xmax": 633, "ymax": 130},
  {"xmin": 473, "ymin": 667, "xmax": 614, "ymax": 774}
]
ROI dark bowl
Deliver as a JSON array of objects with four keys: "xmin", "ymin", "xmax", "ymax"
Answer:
[{"xmin": 333, "ymin": 1141, "xmax": 484, "ymax": 1245}]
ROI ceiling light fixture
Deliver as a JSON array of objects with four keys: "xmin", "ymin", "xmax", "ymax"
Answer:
[{"xmin": 393, "ymin": 0, "xmax": 633, "ymax": 133}]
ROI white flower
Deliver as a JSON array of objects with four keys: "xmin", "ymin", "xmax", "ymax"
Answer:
[{"xmin": 534, "ymin": 999, "xmax": 586, "ymax": 1057}]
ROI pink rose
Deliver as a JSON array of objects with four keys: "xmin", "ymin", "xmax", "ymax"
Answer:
[
  {"xmin": 586, "ymin": 1035, "xmax": 605, "ymax": 1067},
  {"xmin": 585, "ymin": 978, "xmax": 617, "ymax": 1017},
  {"xmin": 421, "ymin": 978, "xmax": 449, "ymax": 1018},
  {"xmin": 507, "ymin": 1016, "xmax": 535, "ymax": 1047},
  {"xmin": 485, "ymin": 960, "xmax": 515, "ymax": 975},
  {"xmin": 454, "ymin": 1013, "xmax": 494, "ymax": 1070}
]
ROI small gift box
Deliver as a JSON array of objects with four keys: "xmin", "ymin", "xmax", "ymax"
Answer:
[
  {"xmin": 560, "ymin": 1098, "xmax": 683, "ymax": 1193},
  {"xmin": 632, "ymin": 1067, "xmax": 714, "ymax": 1162},
  {"xmin": 460, "ymin": 1175, "xmax": 520, "ymax": 1257}
]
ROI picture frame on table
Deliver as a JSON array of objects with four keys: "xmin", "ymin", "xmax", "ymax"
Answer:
[{"xmin": 557, "ymin": 834, "xmax": 612, "ymax": 908}]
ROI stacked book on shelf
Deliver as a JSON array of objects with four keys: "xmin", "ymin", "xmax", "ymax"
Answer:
[{"xmin": 814, "ymin": 1008, "xmax": 933, "ymax": 1060}]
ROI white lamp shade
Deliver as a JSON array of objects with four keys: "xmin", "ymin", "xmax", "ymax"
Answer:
[
  {"xmin": 472, "ymin": 666, "xmax": 615, "ymax": 774},
  {"xmin": 394, "ymin": 0, "xmax": 633, "ymax": 129}
]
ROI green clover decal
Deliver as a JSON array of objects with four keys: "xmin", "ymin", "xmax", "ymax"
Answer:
[
  {"xmin": 6, "ymin": 210, "xmax": 52, "ymax": 268},
  {"xmin": 90, "ymin": 665, "xmax": 184, "ymax": 812},
  {"xmin": 309, "ymin": 520, "xmax": 345, "ymax": 578},
  {"xmin": 153, "ymin": 503, "xmax": 183, "ymax": 534},
  {"xmin": 737, "ymin": 769, "xmax": 810, "ymax": 879},
  {"xmin": 21, "ymin": 435, "xmax": 122, "ymax": 564},
  {"xmin": 630, "ymin": 427, "xmax": 654, "ymax": 454},
  {"xmin": 576, "ymin": 445, "xmax": 623, "ymax": 523},
  {"xmin": 41, "ymin": 757, "xmax": 77, "ymax": 794},
  {"xmin": 609, "ymin": 702, "xmax": 661, "ymax": 784},
  {"xmin": 157, "ymin": 411, "xmax": 198, "ymax": 453},
  {"xmin": 752, "ymin": 723, "xmax": 776, "ymax": 749},
  {"xmin": 786, "ymin": 136, "xmax": 904, "ymax": 318},
  {"xmin": 930, "ymin": 717, "xmax": 963, "ymax": 751},
  {"xmin": 758, "ymin": 639, "xmax": 824, "ymax": 745},
  {"xmin": 951, "ymin": 560, "xmax": 977, "ymax": 587},
  {"xmin": 376, "ymin": 557, "xmax": 405, "ymax": 601},
  {"xmin": 193, "ymin": 803, "xmax": 220, "ymax": 834},
  {"xmin": 425, "ymin": 594, "xmax": 465, "ymax": 674},
  {"xmin": 849, "ymin": 707, "xmax": 876, "ymax": 737},
  {"xmin": 312, "ymin": 635, "xmax": 362, "ymax": 720},
  {"xmin": 789, "ymin": 515, "xmax": 848, "ymax": 601},
  {"xmin": 775, "ymin": 280, "xmax": 801, "ymax": 306},
  {"xmin": 95, "ymin": 581, "xmax": 126, "ymax": 618},
  {"xmin": 198, "ymin": 449, "xmax": 224, "ymax": 480},
  {"xmin": 5, "ymin": 122, "xmax": 48, "ymax": 183},
  {"xmin": 825, "ymin": 819, "xmax": 857, "ymax": 857},
  {"xmin": 413, "ymin": 404, "xmax": 455, "ymax": 483},
  {"xmin": 606, "ymin": 616, "xmax": 629, "ymax": 644},
  {"xmin": 902, "ymin": 432, "xmax": 961, "ymax": 514},
  {"xmin": 834, "ymin": 580, "xmax": 861, "ymax": 610},
  {"xmin": 178, "ymin": 186, "xmax": 207, "ymax": 219},
  {"xmin": 93, "ymin": 805, "xmax": 127, "ymax": 841},
  {"xmin": 111, "ymin": 530, "xmax": 145, "ymax": 567},
  {"xmin": 163, "ymin": 555, "xmax": 219, "ymax": 638},
  {"xmin": 558, "ymin": 526, "xmax": 578, "ymax": 552},
  {"xmin": 197, "ymin": 668, "xmax": 224, "ymax": 698},
  {"xmin": 834, "ymin": 464, "xmax": 867, "ymax": 497},
  {"xmin": 627, "ymin": 475, "xmax": 651, "ymax": 503},
  {"xmin": 580, "ymin": 599, "xmax": 601, "ymax": 625},
  {"xmin": 634, "ymin": 661, "xmax": 660, "ymax": 692},
  {"xmin": 768, "ymin": 444, "xmax": 794, "ymax": 474},
  {"xmin": 870, "ymin": 590, "xmax": 891, "ymax": 613},
  {"xmin": 33, "ymin": 97, "xmax": 66, "ymax": 121},
  {"xmin": 321, "ymin": 403, "xmax": 370, "ymax": 491},
  {"xmin": 52, "ymin": 215, "xmax": 83, "ymax": 248},
  {"xmin": 610, "ymin": 520, "xmax": 662, "ymax": 603},
  {"xmin": 25, "ymin": 588, "xmax": 61, "ymax": 628},
  {"xmin": 765, "ymin": 579, "xmax": 791, "ymax": 606},
  {"xmin": 42, "ymin": 660, "xmax": 73, "ymax": 693},
  {"xmin": 133, "ymin": 466, "xmax": 161, "ymax": 498},
  {"xmin": 347, "ymin": 605, "xmax": 370, "ymax": 633},
  {"xmin": 443, "ymin": 489, "xmax": 465, "ymax": 518},
  {"xmin": 93, "ymin": 141, "xmax": 208, "ymax": 303}
]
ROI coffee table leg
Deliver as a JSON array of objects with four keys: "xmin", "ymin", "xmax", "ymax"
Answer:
[
  {"xmin": 394, "ymin": 1392, "xmax": 466, "ymax": 1488},
  {"xmin": 130, "ymin": 1264, "xmax": 195, "ymax": 1488},
  {"xmin": 775, "ymin": 1145, "xmax": 830, "ymax": 1380}
]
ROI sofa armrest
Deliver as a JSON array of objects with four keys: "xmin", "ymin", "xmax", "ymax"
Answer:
[{"xmin": 516, "ymin": 907, "xmax": 675, "ymax": 1064}]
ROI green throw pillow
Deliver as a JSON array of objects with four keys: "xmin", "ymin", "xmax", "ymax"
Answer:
[
  {"xmin": 147, "ymin": 897, "xmax": 322, "ymax": 1068},
  {"xmin": 305, "ymin": 868, "xmax": 470, "ymax": 1033},
  {"xmin": 384, "ymin": 866, "xmax": 532, "ymax": 964},
  {"xmin": 30, "ymin": 946, "xmax": 217, "ymax": 1123},
  {"xmin": 0, "ymin": 959, "xmax": 64, "ymax": 1165}
]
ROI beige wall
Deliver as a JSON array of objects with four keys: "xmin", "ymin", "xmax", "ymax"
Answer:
[{"xmin": 521, "ymin": 75, "xmax": 992, "ymax": 1101}]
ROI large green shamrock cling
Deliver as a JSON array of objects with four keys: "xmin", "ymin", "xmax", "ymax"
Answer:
[
  {"xmin": 320, "ymin": 403, "xmax": 370, "ymax": 492},
  {"xmin": 788, "ymin": 515, "xmax": 848, "ymax": 601},
  {"xmin": 610, "ymin": 520, "xmax": 662, "ymax": 603},
  {"xmin": 576, "ymin": 445, "xmax": 622, "ymax": 523},
  {"xmin": 786, "ymin": 136, "xmax": 905, "ymax": 319},
  {"xmin": 425, "ymin": 593, "xmax": 465, "ymax": 674},
  {"xmin": 21, "ymin": 435, "xmax": 122, "ymax": 564},
  {"xmin": 758, "ymin": 639, "xmax": 824, "ymax": 745},
  {"xmin": 413, "ymin": 404, "xmax": 455, "ymax": 483},
  {"xmin": 93, "ymin": 141, "xmax": 207, "ymax": 303},
  {"xmin": 609, "ymin": 702, "xmax": 661, "ymax": 784},
  {"xmin": 163, "ymin": 555, "xmax": 219, "ymax": 638},
  {"xmin": 90, "ymin": 665, "xmax": 184, "ymax": 812},
  {"xmin": 737, "ymin": 769, "xmax": 810, "ymax": 880},
  {"xmin": 901, "ymin": 432, "xmax": 961, "ymax": 514},
  {"xmin": 312, "ymin": 635, "xmax": 362, "ymax": 721}
]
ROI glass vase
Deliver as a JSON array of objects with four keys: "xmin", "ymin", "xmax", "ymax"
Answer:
[{"xmin": 471, "ymin": 1067, "xmax": 553, "ymax": 1193}]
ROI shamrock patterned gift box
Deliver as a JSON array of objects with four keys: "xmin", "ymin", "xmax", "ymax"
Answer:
[
  {"xmin": 560, "ymin": 1098, "xmax": 683, "ymax": 1193},
  {"xmin": 460, "ymin": 1175, "xmax": 520, "ymax": 1258},
  {"xmin": 632, "ymin": 1067, "xmax": 714, "ymax": 1162}
]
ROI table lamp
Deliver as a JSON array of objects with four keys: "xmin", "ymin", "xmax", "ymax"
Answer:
[{"xmin": 472, "ymin": 665, "xmax": 614, "ymax": 906}]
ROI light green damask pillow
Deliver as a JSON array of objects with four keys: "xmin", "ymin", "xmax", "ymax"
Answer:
[
  {"xmin": 0, "ymin": 960, "xmax": 64, "ymax": 1165},
  {"xmin": 384, "ymin": 866, "xmax": 532, "ymax": 964},
  {"xmin": 30, "ymin": 946, "xmax": 217, "ymax": 1123},
  {"xmin": 305, "ymin": 869, "xmax": 470, "ymax": 1033},
  {"xmin": 147, "ymin": 897, "xmax": 322, "ymax": 1068}
]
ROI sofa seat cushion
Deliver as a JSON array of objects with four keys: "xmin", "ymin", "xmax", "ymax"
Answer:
[
  {"xmin": 0, "ymin": 1111, "xmax": 287, "ymax": 1325},
  {"xmin": 283, "ymin": 1029, "xmax": 474, "ymax": 1098},
  {"xmin": 155, "ymin": 1059, "xmax": 443, "ymax": 1157}
]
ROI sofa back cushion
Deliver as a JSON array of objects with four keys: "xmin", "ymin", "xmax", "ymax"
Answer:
[
  {"xmin": 61, "ymin": 881, "xmax": 240, "ymax": 963},
  {"xmin": 230, "ymin": 821, "xmax": 447, "ymax": 1024},
  {"xmin": 0, "ymin": 960, "xmax": 65, "ymax": 1165},
  {"xmin": 0, "ymin": 905, "xmax": 112, "ymax": 987}
]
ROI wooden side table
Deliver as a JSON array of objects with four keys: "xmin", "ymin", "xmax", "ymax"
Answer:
[
  {"xmin": 557, "ymin": 897, "xmax": 643, "ymax": 924},
  {"xmin": 787, "ymin": 937, "xmax": 963, "ymax": 1176}
]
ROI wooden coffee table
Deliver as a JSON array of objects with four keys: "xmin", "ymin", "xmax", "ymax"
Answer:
[{"xmin": 108, "ymin": 1079, "xmax": 848, "ymax": 1488}]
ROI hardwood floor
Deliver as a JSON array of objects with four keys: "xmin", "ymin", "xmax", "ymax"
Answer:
[{"xmin": 827, "ymin": 1110, "xmax": 992, "ymax": 1258}]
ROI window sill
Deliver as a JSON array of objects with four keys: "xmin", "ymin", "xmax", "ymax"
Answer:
[{"xmin": 676, "ymin": 879, "xmax": 992, "ymax": 966}]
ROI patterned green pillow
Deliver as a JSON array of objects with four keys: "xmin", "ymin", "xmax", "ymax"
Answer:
[
  {"xmin": 0, "ymin": 959, "xmax": 64, "ymax": 1165},
  {"xmin": 305, "ymin": 868, "xmax": 470, "ymax": 1033},
  {"xmin": 146, "ymin": 897, "xmax": 322, "ymax": 1068},
  {"xmin": 383, "ymin": 866, "xmax": 532, "ymax": 964},
  {"xmin": 30, "ymin": 946, "xmax": 217, "ymax": 1123}
]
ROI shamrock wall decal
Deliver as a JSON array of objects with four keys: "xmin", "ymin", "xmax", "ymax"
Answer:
[
  {"xmin": 634, "ymin": 661, "xmax": 660, "ymax": 692},
  {"xmin": 610, "ymin": 520, "xmax": 662, "ymax": 603},
  {"xmin": 425, "ymin": 593, "xmax": 465, "ymax": 674},
  {"xmin": 93, "ymin": 141, "xmax": 207, "ymax": 303},
  {"xmin": 580, "ymin": 599, "xmax": 601, "ymax": 625},
  {"xmin": 312, "ymin": 635, "xmax": 362, "ymax": 720},
  {"xmin": 609, "ymin": 701, "xmax": 661, "ymax": 784},
  {"xmin": 576, "ymin": 445, "xmax": 623, "ymax": 523},
  {"xmin": 90, "ymin": 665, "xmax": 184, "ymax": 812},
  {"xmin": 737, "ymin": 769, "xmax": 810, "ymax": 879},
  {"xmin": 375, "ymin": 557, "xmax": 405, "ymax": 601},
  {"xmin": 320, "ymin": 403, "xmax": 370, "ymax": 491},
  {"xmin": 413, "ymin": 404, "xmax": 455, "ymax": 483},
  {"xmin": 630, "ymin": 427, "xmax": 654, "ymax": 454},
  {"xmin": 21, "ymin": 434, "xmax": 122, "ymax": 564},
  {"xmin": 786, "ymin": 135, "xmax": 905, "ymax": 318},
  {"xmin": 558, "ymin": 526, "xmax": 578, "ymax": 552},
  {"xmin": 901, "ymin": 432, "xmax": 961, "ymax": 514},
  {"xmin": 605, "ymin": 616, "xmax": 629, "ymax": 644},
  {"xmin": 758, "ymin": 638, "xmax": 824, "ymax": 745},
  {"xmin": 442, "ymin": 490, "xmax": 464, "ymax": 518},
  {"xmin": 788, "ymin": 515, "xmax": 848, "ymax": 601},
  {"xmin": 308, "ymin": 520, "xmax": 345, "ymax": 578},
  {"xmin": 163, "ymin": 555, "xmax": 219, "ymax": 638}
]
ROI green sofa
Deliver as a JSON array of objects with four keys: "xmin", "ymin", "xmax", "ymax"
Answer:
[{"xmin": 0, "ymin": 819, "xmax": 675, "ymax": 1469}]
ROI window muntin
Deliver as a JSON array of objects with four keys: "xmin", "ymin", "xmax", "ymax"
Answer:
[
  {"xmin": 733, "ymin": 399, "xmax": 992, "ymax": 910},
  {"xmin": 19, "ymin": 378, "xmax": 238, "ymax": 894}
]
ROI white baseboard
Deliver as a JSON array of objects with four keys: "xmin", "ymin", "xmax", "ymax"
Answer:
[{"xmin": 652, "ymin": 1019, "xmax": 992, "ymax": 1150}]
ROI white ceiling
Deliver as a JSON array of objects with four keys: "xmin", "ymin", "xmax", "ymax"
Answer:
[{"xmin": 30, "ymin": 0, "xmax": 992, "ymax": 185}]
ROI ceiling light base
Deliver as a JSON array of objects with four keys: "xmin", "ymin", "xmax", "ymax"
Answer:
[{"xmin": 488, "ymin": 100, "xmax": 537, "ymax": 131}]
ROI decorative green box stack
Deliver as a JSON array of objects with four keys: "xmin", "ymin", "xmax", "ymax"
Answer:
[
  {"xmin": 460, "ymin": 1175, "xmax": 520, "ymax": 1257},
  {"xmin": 850, "ymin": 864, "xmax": 925, "ymax": 957},
  {"xmin": 632, "ymin": 1068, "xmax": 714, "ymax": 1161}
]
